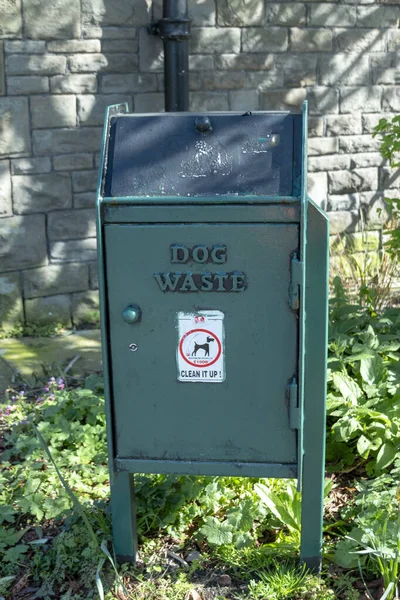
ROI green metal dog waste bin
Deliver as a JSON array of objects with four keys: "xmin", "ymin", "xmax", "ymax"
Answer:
[{"xmin": 96, "ymin": 102, "xmax": 329, "ymax": 570}]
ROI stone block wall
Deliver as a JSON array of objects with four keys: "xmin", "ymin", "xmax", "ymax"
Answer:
[{"xmin": 0, "ymin": 0, "xmax": 399, "ymax": 328}]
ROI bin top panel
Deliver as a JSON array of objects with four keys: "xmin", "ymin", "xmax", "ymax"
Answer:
[{"xmin": 101, "ymin": 111, "xmax": 303, "ymax": 199}]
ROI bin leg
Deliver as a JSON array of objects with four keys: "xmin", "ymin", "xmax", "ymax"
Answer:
[
  {"xmin": 300, "ymin": 450, "xmax": 325, "ymax": 571},
  {"xmin": 299, "ymin": 200, "xmax": 329, "ymax": 572},
  {"xmin": 110, "ymin": 471, "xmax": 137, "ymax": 564}
]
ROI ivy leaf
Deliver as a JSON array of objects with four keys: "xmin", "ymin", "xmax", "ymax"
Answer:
[
  {"xmin": 199, "ymin": 517, "xmax": 233, "ymax": 546},
  {"xmin": 375, "ymin": 442, "xmax": 397, "ymax": 473},
  {"xmin": 360, "ymin": 355, "xmax": 383, "ymax": 386}
]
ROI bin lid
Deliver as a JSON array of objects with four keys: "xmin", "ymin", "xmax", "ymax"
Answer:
[{"xmin": 101, "ymin": 111, "xmax": 304, "ymax": 199}]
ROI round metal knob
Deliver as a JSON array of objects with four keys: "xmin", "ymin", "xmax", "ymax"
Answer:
[
  {"xmin": 122, "ymin": 304, "xmax": 141, "ymax": 324},
  {"xmin": 195, "ymin": 116, "xmax": 212, "ymax": 133}
]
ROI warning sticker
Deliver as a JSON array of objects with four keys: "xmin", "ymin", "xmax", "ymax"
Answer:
[{"xmin": 177, "ymin": 311, "xmax": 225, "ymax": 383}]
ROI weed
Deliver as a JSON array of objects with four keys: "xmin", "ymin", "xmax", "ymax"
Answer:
[
  {"xmin": 373, "ymin": 116, "xmax": 400, "ymax": 302},
  {"xmin": 325, "ymin": 569, "xmax": 361, "ymax": 600},
  {"xmin": 244, "ymin": 561, "xmax": 336, "ymax": 600},
  {"xmin": 247, "ymin": 560, "xmax": 308, "ymax": 598},
  {"xmin": 0, "ymin": 321, "xmax": 66, "ymax": 339},
  {"xmin": 254, "ymin": 479, "xmax": 334, "ymax": 552},
  {"xmin": 331, "ymin": 238, "xmax": 399, "ymax": 314},
  {"xmin": 345, "ymin": 483, "xmax": 400, "ymax": 600}
]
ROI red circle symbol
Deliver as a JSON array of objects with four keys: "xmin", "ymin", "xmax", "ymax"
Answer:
[{"xmin": 179, "ymin": 328, "xmax": 222, "ymax": 368}]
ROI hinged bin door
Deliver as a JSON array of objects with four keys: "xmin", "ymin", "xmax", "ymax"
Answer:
[{"xmin": 104, "ymin": 222, "xmax": 299, "ymax": 466}]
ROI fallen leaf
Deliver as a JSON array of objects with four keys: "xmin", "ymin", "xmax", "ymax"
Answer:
[{"xmin": 11, "ymin": 572, "xmax": 30, "ymax": 595}]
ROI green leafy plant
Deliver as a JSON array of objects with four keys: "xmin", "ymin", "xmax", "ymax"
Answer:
[
  {"xmin": 1, "ymin": 385, "xmax": 109, "ymax": 524},
  {"xmin": 375, "ymin": 115, "xmax": 400, "ymax": 167},
  {"xmin": 1, "ymin": 338, "xmax": 399, "ymax": 600},
  {"xmin": 2, "ymin": 385, "xmax": 130, "ymax": 598},
  {"xmin": 197, "ymin": 481, "xmax": 266, "ymax": 549},
  {"xmin": 374, "ymin": 116, "xmax": 400, "ymax": 264},
  {"xmin": 346, "ymin": 498, "xmax": 400, "ymax": 600},
  {"xmin": 334, "ymin": 460, "xmax": 400, "ymax": 572},
  {"xmin": 254, "ymin": 480, "xmax": 302, "ymax": 547},
  {"xmin": 32, "ymin": 420, "xmax": 127, "ymax": 599},
  {"xmin": 246, "ymin": 561, "xmax": 336, "ymax": 600},
  {"xmin": 330, "ymin": 235, "xmax": 398, "ymax": 314},
  {"xmin": 326, "ymin": 571, "xmax": 361, "ymax": 600},
  {"xmin": 247, "ymin": 561, "xmax": 308, "ymax": 599},
  {"xmin": 0, "ymin": 380, "xmax": 287, "ymax": 597},
  {"xmin": 329, "ymin": 115, "xmax": 400, "ymax": 314},
  {"xmin": 255, "ymin": 479, "xmax": 334, "ymax": 551},
  {"xmin": 382, "ymin": 196, "xmax": 400, "ymax": 265},
  {"xmin": 326, "ymin": 288, "xmax": 400, "ymax": 475},
  {"xmin": 133, "ymin": 473, "xmax": 269, "ymax": 548},
  {"xmin": 0, "ymin": 380, "xmax": 113, "ymax": 597}
]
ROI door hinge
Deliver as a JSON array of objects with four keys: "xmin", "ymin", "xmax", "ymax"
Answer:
[
  {"xmin": 289, "ymin": 254, "xmax": 303, "ymax": 311},
  {"xmin": 288, "ymin": 377, "xmax": 300, "ymax": 430}
]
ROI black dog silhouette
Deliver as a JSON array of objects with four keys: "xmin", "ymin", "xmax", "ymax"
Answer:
[{"xmin": 192, "ymin": 336, "xmax": 215, "ymax": 357}]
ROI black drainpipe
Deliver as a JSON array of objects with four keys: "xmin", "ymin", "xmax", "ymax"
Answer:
[{"xmin": 149, "ymin": 0, "xmax": 191, "ymax": 112}]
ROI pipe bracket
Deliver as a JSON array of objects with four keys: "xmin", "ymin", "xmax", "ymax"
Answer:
[{"xmin": 148, "ymin": 17, "xmax": 191, "ymax": 41}]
